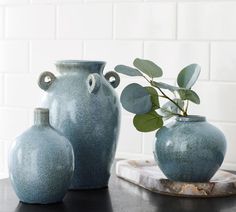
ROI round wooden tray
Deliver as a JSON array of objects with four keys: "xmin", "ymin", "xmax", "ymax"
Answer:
[{"xmin": 116, "ymin": 159, "xmax": 236, "ymax": 197}]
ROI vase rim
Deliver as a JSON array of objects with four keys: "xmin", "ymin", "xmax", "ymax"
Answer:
[
  {"xmin": 55, "ymin": 60, "xmax": 106, "ymax": 66},
  {"xmin": 175, "ymin": 115, "xmax": 206, "ymax": 122},
  {"xmin": 55, "ymin": 60, "xmax": 106, "ymax": 74}
]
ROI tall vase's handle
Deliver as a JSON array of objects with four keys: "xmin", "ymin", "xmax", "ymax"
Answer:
[
  {"xmin": 87, "ymin": 73, "xmax": 101, "ymax": 94},
  {"xmin": 38, "ymin": 71, "xmax": 56, "ymax": 91},
  {"xmin": 104, "ymin": 71, "xmax": 120, "ymax": 88}
]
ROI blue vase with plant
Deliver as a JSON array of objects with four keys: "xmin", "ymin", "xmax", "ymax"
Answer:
[{"xmin": 114, "ymin": 58, "xmax": 226, "ymax": 182}]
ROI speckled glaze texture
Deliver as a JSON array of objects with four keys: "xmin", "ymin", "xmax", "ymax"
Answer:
[
  {"xmin": 154, "ymin": 116, "xmax": 227, "ymax": 182},
  {"xmin": 8, "ymin": 108, "xmax": 74, "ymax": 204},
  {"xmin": 38, "ymin": 60, "xmax": 120, "ymax": 189}
]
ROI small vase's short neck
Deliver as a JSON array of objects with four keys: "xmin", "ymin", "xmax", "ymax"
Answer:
[
  {"xmin": 176, "ymin": 115, "xmax": 206, "ymax": 122},
  {"xmin": 34, "ymin": 108, "xmax": 50, "ymax": 126},
  {"xmin": 55, "ymin": 60, "xmax": 106, "ymax": 75}
]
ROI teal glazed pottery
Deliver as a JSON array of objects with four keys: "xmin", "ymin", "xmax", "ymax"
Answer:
[
  {"xmin": 8, "ymin": 108, "xmax": 74, "ymax": 204},
  {"xmin": 154, "ymin": 115, "xmax": 227, "ymax": 182},
  {"xmin": 38, "ymin": 60, "xmax": 120, "ymax": 189}
]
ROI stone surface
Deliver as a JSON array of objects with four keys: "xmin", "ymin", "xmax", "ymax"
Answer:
[{"xmin": 116, "ymin": 160, "xmax": 236, "ymax": 197}]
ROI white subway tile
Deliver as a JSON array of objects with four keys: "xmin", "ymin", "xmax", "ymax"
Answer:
[
  {"xmin": 3, "ymin": 140, "xmax": 11, "ymax": 174},
  {"xmin": 0, "ymin": 74, "xmax": 3, "ymax": 105},
  {"xmin": 0, "ymin": 0, "xmax": 29, "ymax": 4},
  {"xmin": 115, "ymin": 3, "xmax": 176, "ymax": 39},
  {"xmin": 189, "ymin": 82, "xmax": 236, "ymax": 122},
  {"xmin": 30, "ymin": 40, "xmax": 83, "ymax": 74},
  {"xmin": 144, "ymin": 41, "xmax": 209, "ymax": 80},
  {"xmin": 0, "ymin": 41, "xmax": 28, "ymax": 73},
  {"xmin": 6, "ymin": 5, "xmax": 55, "ymax": 39},
  {"xmin": 31, "ymin": 0, "xmax": 57, "ymax": 3},
  {"xmin": 31, "ymin": 0, "xmax": 83, "ymax": 3},
  {"xmin": 57, "ymin": 4, "xmax": 112, "ymax": 39},
  {"xmin": 87, "ymin": 0, "xmax": 142, "ymax": 1},
  {"xmin": 0, "ymin": 108, "xmax": 29, "ymax": 140},
  {"xmin": 178, "ymin": 2, "xmax": 236, "ymax": 40},
  {"xmin": 211, "ymin": 122, "xmax": 236, "ymax": 163},
  {"xmin": 117, "ymin": 115, "xmax": 142, "ymax": 153},
  {"xmin": 5, "ymin": 74, "xmax": 44, "ymax": 107},
  {"xmin": 57, "ymin": 0, "xmax": 82, "ymax": 2},
  {"xmin": 0, "ymin": 7, "xmax": 3, "ymax": 38},
  {"xmin": 0, "ymin": 141, "xmax": 4, "ymax": 172},
  {"xmin": 84, "ymin": 40, "xmax": 143, "ymax": 71},
  {"xmin": 142, "ymin": 131, "xmax": 155, "ymax": 155},
  {"xmin": 211, "ymin": 42, "xmax": 236, "ymax": 81}
]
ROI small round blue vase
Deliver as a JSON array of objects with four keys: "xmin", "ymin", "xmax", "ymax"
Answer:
[
  {"xmin": 154, "ymin": 115, "xmax": 227, "ymax": 182},
  {"xmin": 8, "ymin": 108, "xmax": 74, "ymax": 204}
]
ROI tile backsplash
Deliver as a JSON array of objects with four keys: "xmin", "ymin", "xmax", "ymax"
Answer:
[{"xmin": 1, "ymin": 0, "xmax": 236, "ymax": 177}]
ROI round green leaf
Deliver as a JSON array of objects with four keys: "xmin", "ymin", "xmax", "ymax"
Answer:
[
  {"xmin": 177, "ymin": 64, "xmax": 201, "ymax": 89},
  {"xmin": 145, "ymin": 86, "xmax": 159, "ymax": 109},
  {"xmin": 133, "ymin": 58, "xmax": 163, "ymax": 78},
  {"xmin": 178, "ymin": 89, "xmax": 200, "ymax": 104},
  {"xmin": 151, "ymin": 81, "xmax": 179, "ymax": 92},
  {"xmin": 114, "ymin": 65, "xmax": 143, "ymax": 76},
  {"xmin": 133, "ymin": 111, "xmax": 163, "ymax": 132},
  {"xmin": 120, "ymin": 83, "xmax": 152, "ymax": 114}
]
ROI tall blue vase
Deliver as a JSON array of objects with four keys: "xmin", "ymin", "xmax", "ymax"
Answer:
[
  {"xmin": 38, "ymin": 60, "xmax": 121, "ymax": 189},
  {"xmin": 9, "ymin": 108, "xmax": 74, "ymax": 204},
  {"xmin": 154, "ymin": 115, "xmax": 227, "ymax": 182}
]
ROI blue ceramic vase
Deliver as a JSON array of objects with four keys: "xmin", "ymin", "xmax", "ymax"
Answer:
[
  {"xmin": 8, "ymin": 108, "xmax": 74, "ymax": 204},
  {"xmin": 154, "ymin": 115, "xmax": 227, "ymax": 182},
  {"xmin": 38, "ymin": 60, "xmax": 120, "ymax": 189}
]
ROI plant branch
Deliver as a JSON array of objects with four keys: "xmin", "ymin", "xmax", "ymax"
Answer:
[
  {"xmin": 184, "ymin": 100, "xmax": 189, "ymax": 116},
  {"xmin": 142, "ymin": 74, "xmax": 151, "ymax": 83},
  {"xmin": 160, "ymin": 108, "xmax": 182, "ymax": 117},
  {"xmin": 155, "ymin": 86, "xmax": 185, "ymax": 114},
  {"xmin": 142, "ymin": 75, "xmax": 185, "ymax": 115}
]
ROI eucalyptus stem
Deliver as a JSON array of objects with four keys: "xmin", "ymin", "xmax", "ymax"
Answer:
[
  {"xmin": 184, "ymin": 100, "xmax": 189, "ymax": 116},
  {"xmin": 155, "ymin": 87, "xmax": 185, "ymax": 115},
  {"xmin": 142, "ymin": 75, "xmax": 185, "ymax": 116},
  {"xmin": 142, "ymin": 74, "xmax": 151, "ymax": 83},
  {"xmin": 161, "ymin": 108, "xmax": 182, "ymax": 117}
]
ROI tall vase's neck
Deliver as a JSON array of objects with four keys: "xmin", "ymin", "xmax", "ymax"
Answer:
[
  {"xmin": 34, "ymin": 108, "xmax": 50, "ymax": 126},
  {"xmin": 55, "ymin": 60, "xmax": 106, "ymax": 75}
]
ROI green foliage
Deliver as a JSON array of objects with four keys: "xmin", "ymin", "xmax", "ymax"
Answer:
[
  {"xmin": 120, "ymin": 83, "xmax": 152, "ymax": 114},
  {"xmin": 133, "ymin": 58, "xmax": 163, "ymax": 78},
  {"xmin": 177, "ymin": 64, "xmax": 201, "ymax": 89},
  {"xmin": 133, "ymin": 111, "xmax": 163, "ymax": 132},
  {"xmin": 178, "ymin": 89, "xmax": 200, "ymax": 104},
  {"xmin": 114, "ymin": 65, "xmax": 143, "ymax": 76},
  {"xmin": 115, "ymin": 58, "xmax": 201, "ymax": 133},
  {"xmin": 145, "ymin": 86, "xmax": 159, "ymax": 109},
  {"xmin": 157, "ymin": 99, "xmax": 184, "ymax": 120},
  {"xmin": 151, "ymin": 81, "xmax": 179, "ymax": 92}
]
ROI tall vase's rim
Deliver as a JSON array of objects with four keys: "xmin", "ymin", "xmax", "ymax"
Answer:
[
  {"xmin": 176, "ymin": 115, "xmax": 206, "ymax": 122},
  {"xmin": 55, "ymin": 60, "xmax": 106, "ymax": 66}
]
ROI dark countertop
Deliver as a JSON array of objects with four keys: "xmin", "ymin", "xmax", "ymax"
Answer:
[{"xmin": 1, "ymin": 161, "xmax": 236, "ymax": 212}]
